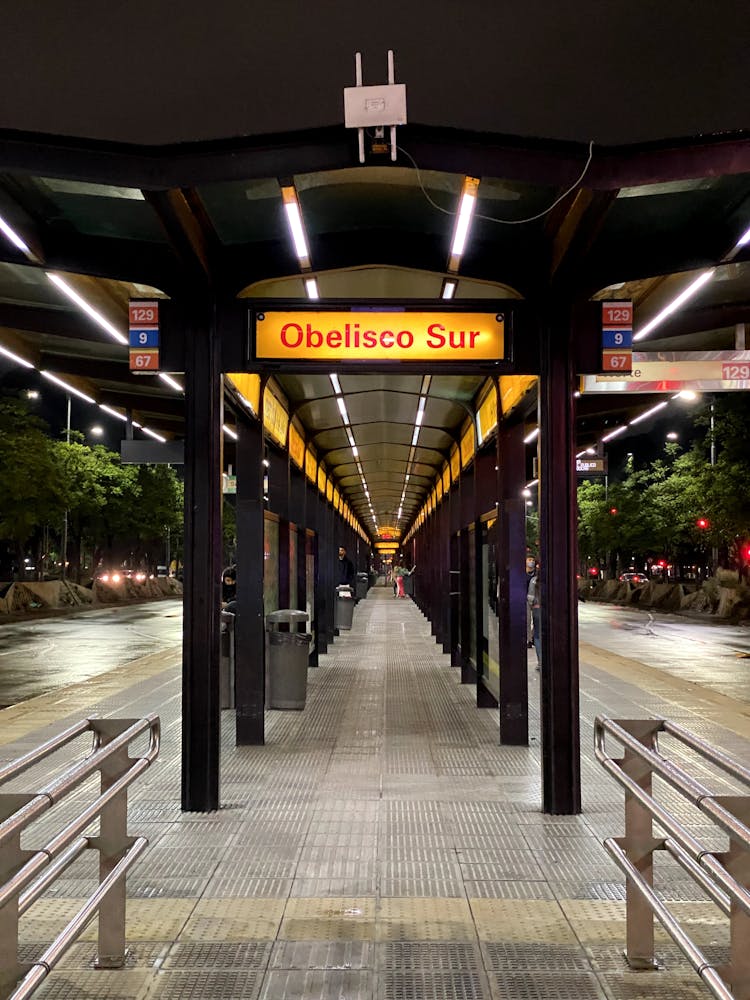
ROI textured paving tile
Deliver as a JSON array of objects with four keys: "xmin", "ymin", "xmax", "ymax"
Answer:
[{"xmin": 2, "ymin": 588, "xmax": 746, "ymax": 1000}]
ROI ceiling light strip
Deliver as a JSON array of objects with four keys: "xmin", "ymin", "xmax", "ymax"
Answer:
[
  {"xmin": 0, "ymin": 343, "xmax": 34, "ymax": 368},
  {"xmin": 141, "ymin": 426, "xmax": 167, "ymax": 443},
  {"xmin": 628, "ymin": 401, "xmax": 669, "ymax": 425},
  {"xmin": 448, "ymin": 176, "xmax": 480, "ymax": 271},
  {"xmin": 159, "ymin": 373, "xmax": 184, "ymax": 392},
  {"xmin": 601, "ymin": 425, "xmax": 628, "ymax": 442},
  {"xmin": 99, "ymin": 404, "xmax": 128, "ymax": 421},
  {"xmin": 46, "ymin": 273, "xmax": 128, "ymax": 344},
  {"xmin": 41, "ymin": 371, "xmax": 97, "ymax": 404},
  {"xmin": 441, "ymin": 278, "xmax": 457, "ymax": 300},
  {"xmin": 0, "ymin": 213, "xmax": 32, "ymax": 255},
  {"xmin": 280, "ymin": 185, "xmax": 311, "ymax": 268},
  {"xmin": 633, "ymin": 270, "xmax": 714, "ymax": 342}
]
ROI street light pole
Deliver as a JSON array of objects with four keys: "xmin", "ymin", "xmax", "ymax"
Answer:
[
  {"xmin": 61, "ymin": 394, "xmax": 70, "ymax": 580},
  {"xmin": 709, "ymin": 397, "xmax": 718, "ymax": 576}
]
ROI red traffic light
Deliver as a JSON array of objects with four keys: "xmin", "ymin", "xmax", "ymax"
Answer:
[
  {"xmin": 696, "ymin": 517, "xmax": 709, "ymax": 529},
  {"xmin": 609, "ymin": 507, "xmax": 618, "ymax": 515}
]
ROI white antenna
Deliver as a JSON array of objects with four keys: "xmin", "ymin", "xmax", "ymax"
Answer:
[{"xmin": 344, "ymin": 49, "xmax": 407, "ymax": 163}]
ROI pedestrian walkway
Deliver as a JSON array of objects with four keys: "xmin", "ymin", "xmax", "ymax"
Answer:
[{"xmin": 2, "ymin": 587, "xmax": 745, "ymax": 999}]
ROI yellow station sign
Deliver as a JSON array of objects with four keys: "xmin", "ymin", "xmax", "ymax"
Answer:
[{"xmin": 255, "ymin": 310, "xmax": 504, "ymax": 363}]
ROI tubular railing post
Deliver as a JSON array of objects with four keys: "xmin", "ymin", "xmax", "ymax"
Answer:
[
  {"xmin": 716, "ymin": 797, "xmax": 750, "ymax": 1000},
  {"xmin": 618, "ymin": 719, "xmax": 663, "ymax": 970},
  {"xmin": 0, "ymin": 797, "xmax": 34, "ymax": 999},
  {"xmin": 88, "ymin": 719, "xmax": 137, "ymax": 970}
]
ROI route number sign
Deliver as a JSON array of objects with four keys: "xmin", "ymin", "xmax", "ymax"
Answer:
[
  {"xmin": 601, "ymin": 301, "xmax": 632, "ymax": 374},
  {"xmin": 129, "ymin": 300, "xmax": 160, "ymax": 373}
]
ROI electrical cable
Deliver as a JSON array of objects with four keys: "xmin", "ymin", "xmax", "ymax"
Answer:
[{"xmin": 396, "ymin": 141, "xmax": 595, "ymax": 225}]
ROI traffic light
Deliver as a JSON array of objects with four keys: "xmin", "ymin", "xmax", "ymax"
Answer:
[
  {"xmin": 609, "ymin": 507, "xmax": 618, "ymax": 515},
  {"xmin": 696, "ymin": 517, "xmax": 709, "ymax": 530}
]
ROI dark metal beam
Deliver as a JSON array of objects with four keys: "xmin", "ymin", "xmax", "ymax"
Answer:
[
  {"xmin": 0, "ymin": 303, "xmax": 112, "ymax": 344},
  {"xmin": 143, "ymin": 188, "xmax": 217, "ymax": 289},
  {"xmin": 2, "ymin": 124, "xmax": 748, "ymax": 195}
]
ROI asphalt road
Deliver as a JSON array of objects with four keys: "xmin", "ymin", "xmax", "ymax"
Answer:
[
  {"xmin": 0, "ymin": 600, "xmax": 183, "ymax": 708},
  {"xmin": 578, "ymin": 600, "xmax": 750, "ymax": 704},
  {"xmin": 0, "ymin": 598, "xmax": 748, "ymax": 710}
]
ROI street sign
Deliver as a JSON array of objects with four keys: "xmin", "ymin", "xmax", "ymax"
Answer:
[
  {"xmin": 601, "ymin": 300, "xmax": 632, "ymax": 374},
  {"xmin": 129, "ymin": 300, "xmax": 160, "ymax": 373},
  {"xmin": 581, "ymin": 350, "xmax": 750, "ymax": 393},
  {"xmin": 576, "ymin": 457, "xmax": 607, "ymax": 475}
]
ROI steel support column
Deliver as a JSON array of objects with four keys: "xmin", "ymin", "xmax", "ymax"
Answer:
[
  {"xmin": 235, "ymin": 409, "xmax": 266, "ymax": 746},
  {"xmin": 182, "ymin": 303, "xmax": 223, "ymax": 811},
  {"xmin": 539, "ymin": 306, "xmax": 581, "ymax": 814},
  {"xmin": 498, "ymin": 418, "xmax": 529, "ymax": 744}
]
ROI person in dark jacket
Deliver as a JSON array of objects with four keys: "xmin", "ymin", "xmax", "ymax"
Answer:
[
  {"xmin": 337, "ymin": 546, "xmax": 355, "ymax": 587},
  {"xmin": 222, "ymin": 564, "xmax": 237, "ymax": 604}
]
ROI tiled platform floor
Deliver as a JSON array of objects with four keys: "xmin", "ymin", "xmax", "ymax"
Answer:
[{"xmin": 1, "ymin": 588, "xmax": 748, "ymax": 999}]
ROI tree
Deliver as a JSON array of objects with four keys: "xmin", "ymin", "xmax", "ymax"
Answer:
[{"xmin": 0, "ymin": 396, "xmax": 64, "ymax": 579}]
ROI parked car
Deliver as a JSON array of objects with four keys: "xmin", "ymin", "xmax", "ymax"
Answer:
[{"xmin": 619, "ymin": 572, "xmax": 648, "ymax": 584}]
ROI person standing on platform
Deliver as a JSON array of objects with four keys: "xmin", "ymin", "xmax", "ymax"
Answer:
[
  {"xmin": 525, "ymin": 555, "xmax": 536, "ymax": 649},
  {"xmin": 394, "ymin": 562, "xmax": 414, "ymax": 598},
  {"xmin": 337, "ymin": 546, "xmax": 355, "ymax": 587},
  {"xmin": 527, "ymin": 564, "xmax": 541, "ymax": 670}
]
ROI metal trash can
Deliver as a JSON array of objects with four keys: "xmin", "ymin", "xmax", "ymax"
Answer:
[
  {"xmin": 220, "ymin": 608, "xmax": 235, "ymax": 709},
  {"xmin": 403, "ymin": 571, "xmax": 414, "ymax": 596},
  {"xmin": 266, "ymin": 609, "xmax": 311, "ymax": 709},
  {"xmin": 355, "ymin": 571, "xmax": 369, "ymax": 601},
  {"xmin": 334, "ymin": 585, "xmax": 355, "ymax": 630}
]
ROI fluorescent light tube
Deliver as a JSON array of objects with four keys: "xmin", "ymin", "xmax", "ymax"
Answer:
[
  {"xmin": 222, "ymin": 424, "xmax": 238, "ymax": 440},
  {"xmin": 159, "ymin": 373, "xmax": 184, "ymax": 392},
  {"xmin": 99, "ymin": 404, "xmax": 128, "ymax": 421},
  {"xmin": 629, "ymin": 401, "xmax": 668, "ymax": 425},
  {"xmin": 441, "ymin": 279, "xmax": 457, "ymax": 299},
  {"xmin": 633, "ymin": 270, "xmax": 714, "ymax": 341},
  {"xmin": 305, "ymin": 277, "xmax": 320, "ymax": 299},
  {"xmin": 0, "ymin": 213, "xmax": 31, "ymax": 255},
  {"xmin": 41, "ymin": 371, "xmax": 96, "ymax": 404},
  {"xmin": 141, "ymin": 426, "xmax": 167, "ymax": 442},
  {"xmin": 280, "ymin": 186, "xmax": 311, "ymax": 266},
  {"xmin": 449, "ymin": 177, "xmax": 480, "ymax": 269},
  {"xmin": 46, "ymin": 273, "xmax": 128, "ymax": 344},
  {"xmin": 601, "ymin": 425, "xmax": 627, "ymax": 442},
  {"xmin": 0, "ymin": 344, "xmax": 34, "ymax": 368}
]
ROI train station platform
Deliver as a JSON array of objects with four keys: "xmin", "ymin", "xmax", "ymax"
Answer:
[{"xmin": 2, "ymin": 587, "xmax": 747, "ymax": 1000}]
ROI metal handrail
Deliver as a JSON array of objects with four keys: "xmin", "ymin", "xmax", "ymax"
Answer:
[
  {"xmin": 595, "ymin": 716, "xmax": 750, "ymax": 1000},
  {"xmin": 0, "ymin": 715, "xmax": 160, "ymax": 1000}
]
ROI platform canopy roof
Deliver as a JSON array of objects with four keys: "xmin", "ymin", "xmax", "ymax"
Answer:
[{"xmin": 0, "ymin": 3, "xmax": 748, "ymax": 537}]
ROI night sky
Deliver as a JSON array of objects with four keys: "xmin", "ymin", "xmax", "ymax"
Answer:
[{"xmin": 2, "ymin": 2, "xmax": 748, "ymax": 147}]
